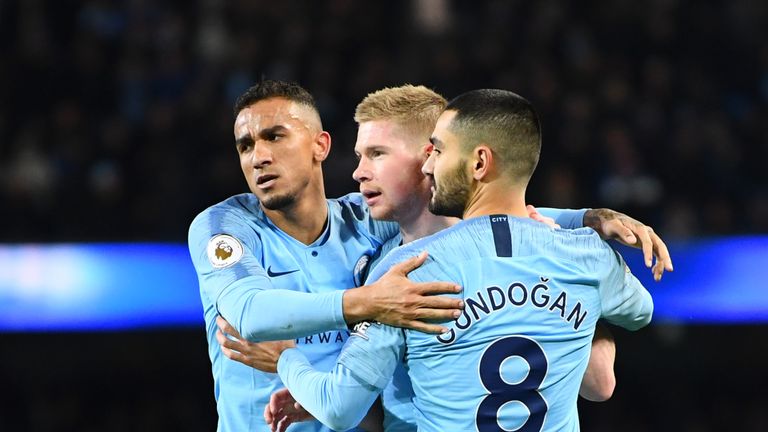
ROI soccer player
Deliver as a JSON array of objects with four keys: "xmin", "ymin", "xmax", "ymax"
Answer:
[
  {"xmin": 217, "ymin": 85, "xmax": 670, "ymax": 431},
  {"xmin": 350, "ymin": 85, "xmax": 631, "ymax": 427},
  {"xmin": 191, "ymin": 80, "xmax": 601, "ymax": 432},
  {"xmin": 188, "ymin": 80, "xmax": 468, "ymax": 432},
  {"xmin": 246, "ymin": 89, "xmax": 655, "ymax": 432}
]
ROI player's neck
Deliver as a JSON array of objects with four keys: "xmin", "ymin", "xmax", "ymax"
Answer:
[
  {"xmin": 398, "ymin": 208, "xmax": 457, "ymax": 244},
  {"xmin": 263, "ymin": 183, "xmax": 329, "ymax": 245},
  {"xmin": 463, "ymin": 183, "xmax": 528, "ymax": 220}
]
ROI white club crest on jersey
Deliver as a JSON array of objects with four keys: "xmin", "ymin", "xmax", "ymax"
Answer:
[
  {"xmin": 207, "ymin": 234, "xmax": 244, "ymax": 268},
  {"xmin": 353, "ymin": 254, "xmax": 371, "ymax": 287}
]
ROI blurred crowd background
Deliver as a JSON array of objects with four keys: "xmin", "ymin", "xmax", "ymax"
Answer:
[
  {"xmin": 1, "ymin": 0, "xmax": 766, "ymax": 431},
  {"xmin": 2, "ymin": 0, "xmax": 766, "ymax": 242}
]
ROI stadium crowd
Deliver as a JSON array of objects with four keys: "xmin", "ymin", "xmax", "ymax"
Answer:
[
  {"xmin": 1, "ymin": 0, "xmax": 766, "ymax": 242},
  {"xmin": 1, "ymin": 1, "xmax": 766, "ymax": 431}
]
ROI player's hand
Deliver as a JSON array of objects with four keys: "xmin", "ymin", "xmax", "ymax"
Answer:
[
  {"xmin": 345, "ymin": 251, "xmax": 463, "ymax": 334},
  {"xmin": 527, "ymin": 204, "xmax": 561, "ymax": 228},
  {"xmin": 215, "ymin": 316, "xmax": 295, "ymax": 373},
  {"xmin": 264, "ymin": 388, "xmax": 314, "ymax": 432},
  {"xmin": 583, "ymin": 208, "xmax": 673, "ymax": 281}
]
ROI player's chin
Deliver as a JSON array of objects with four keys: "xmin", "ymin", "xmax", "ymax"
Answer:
[
  {"xmin": 370, "ymin": 205, "xmax": 395, "ymax": 221},
  {"xmin": 260, "ymin": 192, "xmax": 296, "ymax": 210}
]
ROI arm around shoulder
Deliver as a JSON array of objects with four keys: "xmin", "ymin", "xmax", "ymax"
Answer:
[
  {"xmin": 597, "ymin": 248, "xmax": 654, "ymax": 331},
  {"xmin": 536, "ymin": 207, "xmax": 588, "ymax": 229}
]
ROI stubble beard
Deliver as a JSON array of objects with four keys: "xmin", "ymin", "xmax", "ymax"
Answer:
[
  {"xmin": 428, "ymin": 159, "xmax": 470, "ymax": 219},
  {"xmin": 260, "ymin": 192, "xmax": 297, "ymax": 210}
]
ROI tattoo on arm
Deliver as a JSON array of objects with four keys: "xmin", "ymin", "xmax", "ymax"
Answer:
[{"xmin": 583, "ymin": 208, "xmax": 613, "ymax": 232}]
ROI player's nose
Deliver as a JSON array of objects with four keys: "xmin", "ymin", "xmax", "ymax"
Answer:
[
  {"xmin": 251, "ymin": 142, "xmax": 273, "ymax": 167},
  {"xmin": 352, "ymin": 159, "xmax": 371, "ymax": 183},
  {"xmin": 421, "ymin": 152, "xmax": 435, "ymax": 176}
]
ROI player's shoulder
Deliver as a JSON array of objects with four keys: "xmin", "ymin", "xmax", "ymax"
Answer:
[
  {"xmin": 543, "ymin": 222, "xmax": 620, "ymax": 269},
  {"xmin": 331, "ymin": 193, "xmax": 398, "ymax": 243},
  {"xmin": 328, "ymin": 193, "xmax": 375, "ymax": 235},
  {"xmin": 368, "ymin": 219, "xmax": 478, "ymax": 281},
  {"xmin": 189, "ymin": 193, "xmax": 264, "ymax": 236},
  {"xmin": 329, "ymin": 192, "xmax": 368, "ymax": 219},
  {"xmin": 205, "ymin": 193, "xmax": 261, "ymax": 214},
  {"xmin": 453, "ymin": 215, "xmax": 615, "ymax": 265}
]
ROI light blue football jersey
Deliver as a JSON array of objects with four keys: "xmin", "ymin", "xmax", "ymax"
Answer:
[
  {"xmin": 188, "ymin": 192, "xmax": 398, "ymax": 432},
  {"xmin": 370, "ymin": 209, "xmax": 587, "ymax": 432},
  {"xmin": 281, "ymin": 215, "xmax": 652, "ymax": 432},
  {"xmin": 367, "ymin": 233, "xmax": 417, "ymax": 432}
]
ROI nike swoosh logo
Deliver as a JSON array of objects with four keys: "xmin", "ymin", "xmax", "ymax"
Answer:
[{"xmin": 267, "ymin": 266, "xmax": 300, "ymax": 277}]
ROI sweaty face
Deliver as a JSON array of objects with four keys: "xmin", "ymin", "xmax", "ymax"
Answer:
[
  {"xmin": 422, "ymin": 110, "xmax": 471, "ymax": 218},
  {"xmin": 233, "ymin": 98, "xmax": 321, "ymax": 210},
  {"xmin": 352, "ymin": 120, "xmax": 431, "ymax": 222}
]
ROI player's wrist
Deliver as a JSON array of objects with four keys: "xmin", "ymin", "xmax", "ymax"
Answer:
[
  {"xmin": 276, "ymin": 346, "xmax": 300, "ymax": 376},
  {"xmin": 341, "ymin": 286, "xmax": 375, "ymax": 324},
  {"xmin": 582, "ymin": 208, "xmax": 601, "ymax": 232}
]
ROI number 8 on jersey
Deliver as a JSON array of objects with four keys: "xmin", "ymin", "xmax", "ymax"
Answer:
[{"xmin": 476, "ymin": 336, "xmax": 548, "ymax": 432}]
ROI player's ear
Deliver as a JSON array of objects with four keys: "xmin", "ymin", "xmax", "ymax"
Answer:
[
  {"xmin": 472, "ymin": 144, "xmax": 493, "ymax": 181},
  {"xmin": 421, "ymin": 142, "xmax": 434, "ymax": 161},
  {"xmin": 313, "ymin": 131, "xmax": 332, "ymax": 162}
]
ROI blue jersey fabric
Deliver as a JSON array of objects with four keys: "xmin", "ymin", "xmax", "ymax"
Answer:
[
  {"xmin": 188, "ymin": 192, "xmax": 397, "ymax": 432},
  {"xmin": 370, "ymin": 209, "xmax": 586, "ymax": 432},
  {"xmin": 279, "ymin": 215, "xmax": 652, "ymax": 432},
  {"xmin": 369, "ymin": 233, "xmax": 417, "ymax": 432}
]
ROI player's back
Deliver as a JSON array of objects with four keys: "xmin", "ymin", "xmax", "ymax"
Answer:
[{"xmin": 372, "ymin": 215, "xmax": 651, "ymax": 432}]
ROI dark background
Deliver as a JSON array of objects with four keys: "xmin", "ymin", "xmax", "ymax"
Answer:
[{"xmin": 1, "ymin": 0, "xmax": 766, "ymax": 430}]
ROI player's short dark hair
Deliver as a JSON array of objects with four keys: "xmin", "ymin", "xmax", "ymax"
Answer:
[
  {"xmin": 233, "ymin": 79, "xmax": 318, "ymax": 117},
  {"xmin": 446, "ymin": 89, "xmax": 541, "ymax": 183}
]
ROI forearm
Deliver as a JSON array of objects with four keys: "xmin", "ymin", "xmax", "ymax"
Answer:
[
  {"xmin": 537, "ymin": 207, "xmax": 588, "ymax": 229},
  {"xmin": 278, "ymin": 348, "xmax": 380, "ymax": 431},
  {"xmin": 580, "ymin": 324, "xmax": 616, "ymax": 402},
  {"xmin": 342, "ymin": 285, "xmax": 380, "ymax": 324},
  {"xmin": 218, "ymin": 279, "xmax": 347, "ymax": 341}
]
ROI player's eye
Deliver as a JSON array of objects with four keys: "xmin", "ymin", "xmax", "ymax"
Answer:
[{"xmin": 237, "ymin": 141, "xmax": 253, "ymax": 153}]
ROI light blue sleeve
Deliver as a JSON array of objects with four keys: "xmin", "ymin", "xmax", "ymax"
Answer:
[
  {"xmin": 276, "ymin": 322, "xmax": 405, "ymax": 431},
  {"xmin": 188, "ymin": 208, "xmax": 347, "ymax": 341},
  {"xmin": 598, "ymin": 248, "xmax": 654, "ymax": 330},
  {"xmin": 277, "ymin": 349, "xmax": 381, "ymax": 431},
  {"xmin": 537, "ymin": 207, "xmax": 587, "ymax": 229}
]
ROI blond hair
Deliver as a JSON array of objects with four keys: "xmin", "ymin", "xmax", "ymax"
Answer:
[{"xmin": 354, "ymin": 85, "xmax": 447, "ymax": 139}]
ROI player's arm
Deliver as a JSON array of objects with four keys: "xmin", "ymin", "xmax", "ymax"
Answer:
[
  {"xmin": 583, "ymin": 208, "xmax": 673, "ymax": 281},
  {"xmin": 190, "ymin": 212, "xmax": 462, "ymax": 341},
  {"xmin": 343, "ymin": 251, "xmax": 463, "ymax": 334},
  {"xmin": 278, "ymin": 323, "xmax": 402, "ymax": 431},
  {"xmin": 263, "ymin": 390, "xmax": 383, "ymax": 432},
  {"xmin": 190, "ymin": 211, "xmax": 348, "ymax": 341},
  {"xmin": 273, "ymin": 352, "xmax": 382, "ymax": 431},
  {"xmin": 534, "ymin": 206, "xmax": 673, "ymax": 281},
  {"xmin": 237, "ymin": 322, "xmax": 402, "ymax": 431},
  {"xmin": 535, "ymin": 207, "xmax": 587, "ymax": 229},
  {"xmin": 597, "ymin": 247, "xmax": 654, "ymax": 331},
  {"xmin": 580, "ymin": 323, "xmax": 616, "ymax": 402}
]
